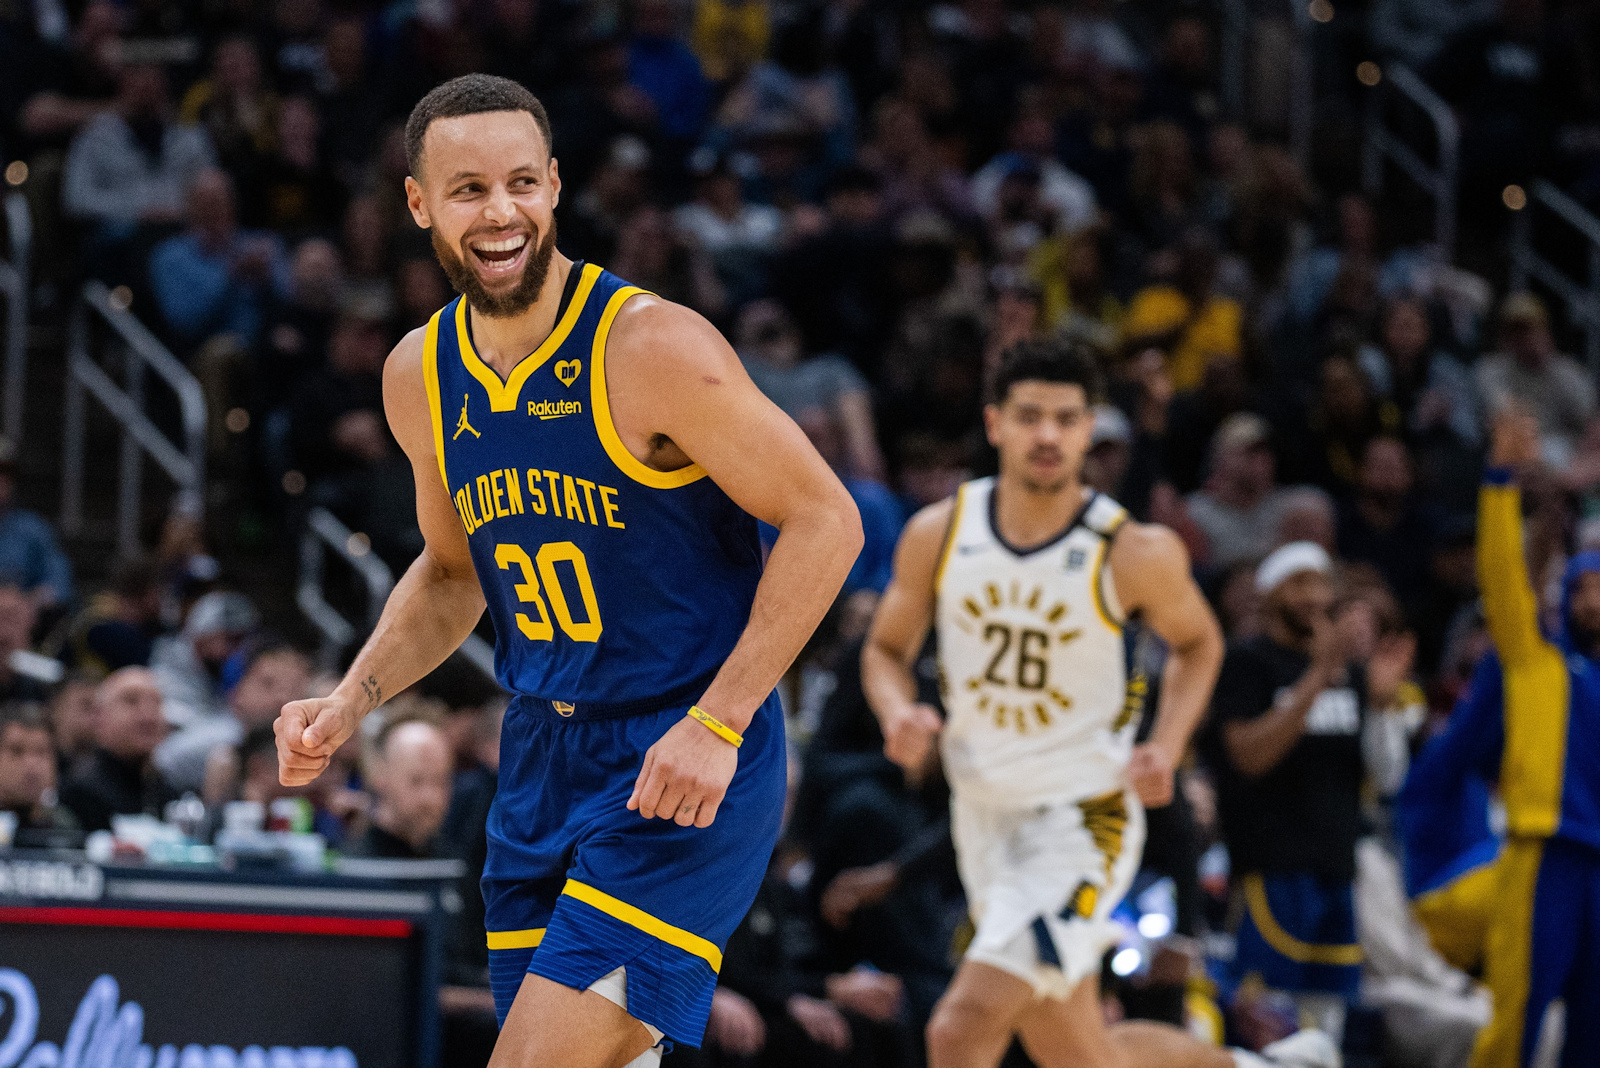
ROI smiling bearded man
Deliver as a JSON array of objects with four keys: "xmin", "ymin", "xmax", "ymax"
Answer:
[{"xmin": 270, "ymin": 74, "xmax": 863, "ymax": 1068}]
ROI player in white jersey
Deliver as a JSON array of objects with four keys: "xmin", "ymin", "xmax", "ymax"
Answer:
[{"xmin": 862, "ymin": 340, "xmax": 1340, "ymax": 1068}]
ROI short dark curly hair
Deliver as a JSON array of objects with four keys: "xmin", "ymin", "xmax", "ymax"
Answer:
[
  {"xmin": 986, "ymin": 338, "xmax": 1104, "ymax": 406},
  {"xmin": 405, "ymin": 74, "xmax": 554, "ymax": 177}
]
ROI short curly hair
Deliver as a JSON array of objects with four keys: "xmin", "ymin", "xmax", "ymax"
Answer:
[
  {"xmin": 405, "ymin": 74, "xmax": 554, "ymax": 177},
  {"xmin": 986, "ymin": 338, "xmax": 1104, "ymax": 406}
]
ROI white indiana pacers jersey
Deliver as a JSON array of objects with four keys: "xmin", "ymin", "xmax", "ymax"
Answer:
[{"xmin": 934, "ymin": 478, "xmax": 1141, "ymax": 809}]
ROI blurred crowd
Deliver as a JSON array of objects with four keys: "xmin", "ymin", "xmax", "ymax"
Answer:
[{"xmin": 5, "ymin": 0, "xmax": 1600, "ymax": 1063}]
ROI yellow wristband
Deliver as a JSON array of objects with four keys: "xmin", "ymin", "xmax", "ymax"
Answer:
[{"xmin": 686, "ymin": 705, "xmax": 743, "ymax": 748}]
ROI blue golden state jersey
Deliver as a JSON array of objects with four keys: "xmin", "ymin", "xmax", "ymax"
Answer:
[{"xmin": 423, "ymin": 263, "xmax": 763, "ymax": 710}]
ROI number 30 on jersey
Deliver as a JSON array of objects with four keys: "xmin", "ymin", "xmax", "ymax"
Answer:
[{"xmin": 495, "ymin": 541, "xmax": 603, "ymax": 642}]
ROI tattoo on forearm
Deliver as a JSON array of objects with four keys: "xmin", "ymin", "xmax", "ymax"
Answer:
[{"xmin": 360, "ymin": 674, "xmax": 382, "ymax": 709}]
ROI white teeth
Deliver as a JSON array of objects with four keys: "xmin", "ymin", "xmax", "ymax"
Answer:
[{"xmin": 473, "ymin": 235, "xmax": 528, "ymax": 253}]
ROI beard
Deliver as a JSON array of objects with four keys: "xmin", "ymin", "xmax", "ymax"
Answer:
[
  {"xmin": 432, "ymin": 218, "xmax": 558, "ymax": 320},
  {"xmin": 1271, "ymin": 600, "xmax": 1318, "ymax": 644}
]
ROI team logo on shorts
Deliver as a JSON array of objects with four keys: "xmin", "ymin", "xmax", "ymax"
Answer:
[
  {"xmin": 554, "ymin": 359, "xmax": 582, "ymax": 386},
  {"xmin": 552, "ymin": 700, "xmax": 576, "ymax": 716}
]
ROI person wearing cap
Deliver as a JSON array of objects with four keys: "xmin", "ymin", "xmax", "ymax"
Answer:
[
  {"xmin": 149, "ymin": 589, "xmax": 261, "ymax": 727},
  {"xmin": 0, "ymin": 437, "xmax": 75, "ymax": 607},
  {"xmin": 1081, "ymin": 403, "xmax": 1134, "ymax": 499},
  {"xmin": 1185, "ymin": 413, "xmax": 1308, "ymax": 571},
  {"xmin": 1207, "ymin": 542, "xmax": 1414, "ymax": 1042},
  {"xmin": 1474, "ymin": 292, "xmax": 1595, "ymax": 467}
]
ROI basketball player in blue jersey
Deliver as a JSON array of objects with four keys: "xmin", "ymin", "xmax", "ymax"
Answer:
[{"xmin": 272, "ymin": 74, "xmax": 862, "ymax": 1068}]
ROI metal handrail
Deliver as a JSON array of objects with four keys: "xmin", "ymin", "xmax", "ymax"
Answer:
[
  {"xmin": 1362, "ymin": 63, "xmax": 1460, "ymax": 263},
  {"xmin": 297, "ymin": 506, "xmax": 500, "ymax": 685},
  {"xmin": 60, "ymin": 280, "xmax": 206, "ymax": 556},
  {"xmin": 299, "ymin": 506, "xmax": 395, "ymax": 669},
  {"xmin": 0, "ymin": 191, "xmax": 29, "ymax": 443},
  {"xmin": 1510, "ymin": 179, "xmax": 1600, "ymax": 372}
]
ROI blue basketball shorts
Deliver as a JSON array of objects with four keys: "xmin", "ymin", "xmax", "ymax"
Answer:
[
  {"xmin": 481, "ymin": 689, "xmax": 786, "ymax": 1048},
  {"xmin": 1234, "ymin": 871, "xmax": 1362, "ymax": 999}
]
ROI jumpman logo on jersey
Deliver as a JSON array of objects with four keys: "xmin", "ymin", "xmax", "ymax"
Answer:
[{"xmin": 454, "ymin": 394, "xmax": 480, "ymax": 440}]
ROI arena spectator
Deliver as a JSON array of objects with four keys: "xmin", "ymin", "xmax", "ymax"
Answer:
[
  {"xmin": 258, "ymin": 237, "xmax": 344, "ymax": 417},
  {"xmin": 60, "ymin": 667, "xmax": 178, "ymax": 833},
  {"xmin": 771, "ymin": 166, "xmax": 896, "ymax": 372},
  {"xmin": 1475, "ymin": 292, "xmax": 1596, "ymax": 466},
  {"xmin": 150, "ymin": 590, "xmax": 260, "ymax": 726},
  {"xmin": 50, "ymin": 557, "xmax": 162, "ymax": 675},
  {"xmin": 737, "ymin": 300, "xmax": 885, "ymax": 481},
  {"xmin": 252, "ymin": 95, "xmax": 344, "ymax": 235},
  {"xmin": 287, "ymin": 306, "xmax": 389, "ymax": 486},
  {"xmin": 316, "ymin": 16, "xmax": 392, "ymax": 188},
  {"xmin": 712, "ymin": 10, "xmax": 858, "ymax": 172},
  {"xmin": 562, "ymin": 135, "xmax": 654, "ymax": 266},
  {"xmin": 1185, "ymin": 414, "xmax": 1304, "ymax": 570},
  {"xmin": 61, "ymin": 62, "xmax": 214, "ymax": 268},
  {"xmin": 674, "ymin": 149, "xmax": 785, "ymax": 301},
  {"xmin": 686, "ymin": 850, "xmax": 916, "ymax": 1068},
  {"xmin": 1122, "ymin": 229, "xmax": 1242, "ymax": 392},
  {"xmin": 148, "ymin": 168, "xmax": 291, "ymax": 355},
  {"xmin": 970, "ymin": 109, "xmax": 1097, "ymax": 242},
  {"xmin": 50, "ymin": 674, "xmax": 100, "ymax": 776},
  {"xmin": 627, "ymin": 0, "xmax": 712, "ymax": 147},
  {"xmin": 179, "ymin": 35, "xmax": 278, "ymax": 197},
  {"xmin": 1336, "ymin": 437, "xmax": 1437, "ymax": 617},
  {"xmin": 0, "ymin": 583, "xmax": 49, "ymax": 704},
  {"xmin": 347, "ymin": 712, "xmax": 454, "ymax": 859},
  {"xmin": 608, "ymin": 206, "xmax": 727, "ymax": 319},
  {"xmin": 0, "ymin": 702, "xmax": 82, "ymax": 849},
  {"xmin": 14, "ymin": 0, "xmax": 122, "ymax": 148},
  {"xmin": 1207, "ymin": 544, "xmax": 1413, "ymax": 1041},
  {"xmin": 155, "ymin": 640, "xmax": 310, "ymax": 792},
  {"xmin": 1357, "ymin": 296, "xmax": 1482, "ymax": 451},
  {"xmin": 0, "ymin": 439, "xmax": 74, "ymax": 607}
]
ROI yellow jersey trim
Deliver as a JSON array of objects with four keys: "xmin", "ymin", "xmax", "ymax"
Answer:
[
  {"xmin": 562, "ymin": 879, "xmax": 723, "ymax": 972},
  {"xmin": 421, "ymin": 310, "xmax": 449, "ymax": 492},
  {"xmin": 485, "ymin": 927, "xmax": 545, "ymax": 950},
  {"xmin": 932, "ymin": 484, "xmax": 967, "ymax": 591},
  {"xmin": 456, "ymin": 263, "xmax": 602, "ymax": 413},
  {"xmin": 1242, "ymin": 873, "xmax": 1363, "ymax": 966},
  {"xmin": 589, "ymin": 287, "xmax": 708, "ymax": 489},
  {"xmin": 1091, "ymin": 513, "xmax": 1127, "ymax": 632}
]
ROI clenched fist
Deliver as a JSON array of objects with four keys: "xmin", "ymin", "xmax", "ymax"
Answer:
[{"xmin": 275, "ymin": 695, "xmax": 362, "ymax": 786}]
